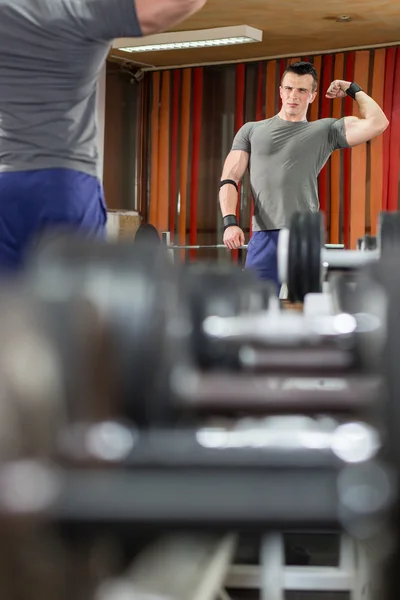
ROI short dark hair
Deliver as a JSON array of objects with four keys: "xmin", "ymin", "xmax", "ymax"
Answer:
[{"xmin": 281, "ymin": 61, "xmax": 318, "ymax": 91}]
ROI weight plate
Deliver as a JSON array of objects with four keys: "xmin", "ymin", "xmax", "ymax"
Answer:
[
  {"xmin": 179, "ymin": 262, "xmax": 265, "ymax": 370},
  {"xmin": 288, "ymin": 213, "xmax": 302, "ymax": 302},
  {"xmin": 288, "ymin": 212, "xmax": 323, "ymax": 302},
  {"xmin": 134, "ymin": 223, "xmax": 161, "ymax": 246},
  {"xmin": 307, "ymin": 212, "xmax": 323, "ymax": 296},
  {"xmin": 26, "ymin": 234, "xmax": 189, "ymax": 427},
  {"xmin": 378, "ymin": 212, "xmax": 400, "ymax": 255},
  {"xmin": 298, "ymin": 213, "xmax": 311, "ymax": 300}
]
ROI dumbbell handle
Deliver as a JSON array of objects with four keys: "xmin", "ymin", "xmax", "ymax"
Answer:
[
  {"xmin": 174, "ymin": 371, "xmax": 381, "ymax": 416},
  {"xmin": 203, "ymin": 311, "xmax": 359, "ymax": 346},
  {"xmin": 321, "ymin": 248, "xmax": 380, "ymax": 269}
]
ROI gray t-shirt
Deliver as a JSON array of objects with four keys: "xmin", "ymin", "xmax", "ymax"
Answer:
[
  {"xmin": 0, "ymin": 0, "xmax": 142, "ymax": 177},
  {"xmin": 231, "ymin": 115, "xmax": 350, "ymax": 231}
]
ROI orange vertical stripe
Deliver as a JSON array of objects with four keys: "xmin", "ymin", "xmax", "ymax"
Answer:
[
  {"xmin": 350, "ymin": 51, "xmax": 370, "ymax": 248},
  {"xmin": 310, "ymin": 55, "xmax": 322, "ymax": 122},
  {"xmin": 266, "ymin": 61, "xmax": 277, "ymax": 118},
  {"xmin": 157, "ymin": 71, "xmax": 171, "ymax": 232},
  {"xmin": 178, "ymin": 69, "xmax": 191, "ymax": 258},
  {"xmin": 388, "ymin": 48, "xmax": 400, "ymax": 211},
  {"xmin": 137, "ymin": 80, "xmax": 146, "ymax": 218},
  {"xmin": 330, "ymin": 53, "xmax": 345, "ymax": 243},
  {"xmin": 149, "ymin": 72, "xmax": 160, "ymax": 226},
  {"xmin": 370, "ymin": 49, "xmax": 386, "ymax": 234},
  {"xmin": 189, "ymin": 68, "xmax": 203, "ymax": 260},
  {"xmin": 169, "ymin": 70, "xmax": 181, "ymax": 241}
]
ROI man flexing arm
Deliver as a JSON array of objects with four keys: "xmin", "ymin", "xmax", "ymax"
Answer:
[
  {"xmin": 219, "ymin": 150, "xmax": 249, "ymax": 250},
  {"xmin": 325, "ymin": 80, "xmax": 389, "ymax": 145}
]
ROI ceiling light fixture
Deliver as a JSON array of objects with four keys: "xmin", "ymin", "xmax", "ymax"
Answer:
[{"xmin": 113, "ymin": 25, "xmax": 263, "ymax": 54}]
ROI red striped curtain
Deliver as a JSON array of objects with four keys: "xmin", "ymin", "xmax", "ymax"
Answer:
[{"xmin": 144, "ymin": 47, "xmax": 400, "ymax": 253}]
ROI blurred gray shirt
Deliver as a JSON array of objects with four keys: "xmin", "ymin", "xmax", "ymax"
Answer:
[{"xmin": 0, "ymin": 0, "xmax": 142, "ymax": 177}]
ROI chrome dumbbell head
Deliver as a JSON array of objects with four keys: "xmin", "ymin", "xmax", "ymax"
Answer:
[{"xmin": 178, "ymin": 262, "xmax": 276, "ymax": 371}]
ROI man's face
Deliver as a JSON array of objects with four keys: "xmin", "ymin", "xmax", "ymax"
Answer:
[{"xmin": 279, "ymin": 73, "xmax": 317, "ymax": 116}]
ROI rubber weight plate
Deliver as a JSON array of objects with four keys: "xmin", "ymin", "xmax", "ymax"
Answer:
[
  {"xmin": 288, "ymin": 212, "xmax": 302, "ymax": 302},
  {"xmin": 179, "ymin": 262, "xmax": 266, "ymax": 370},
  {"xmin": 134, "ymin": 223, "xmax": 161, "ymax": 246},
  {"xmin": 378, "ymin": 211, "xmax": 400, "ymax": 255},
  {"xmin": 26, "ymin": 234, "xmax": 190, "ymax": 427},
  {"xmin": 298, "ymin": 213, "xmax": 312, "ymax": 299},
  {"xmin": 308, "ymin": 212, "xmax": 324, "ymax": 296},
  {"xmin": 288, "ymin": 212, "xmax": 323, "ymax": 302}
]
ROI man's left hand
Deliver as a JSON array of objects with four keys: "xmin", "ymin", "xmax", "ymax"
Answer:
[{"xmin": 325, "ymin": 80, "xmax": 351, "ymax": 99}]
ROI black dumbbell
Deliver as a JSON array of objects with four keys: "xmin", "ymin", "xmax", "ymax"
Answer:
[
  {"xmin": 178, "ymin": 262, "xmax": 276, "ymax": 371},
  {"xmin": 25, "ymin": 232, "xmax": 191, "ymax": 428},
  {"xmin": 286, "ymin": 211, "xmax": 323, "ymax": 302},
  {"xmin": 280, "ymin": 211, "xmax": 400, "ymax": 302}
]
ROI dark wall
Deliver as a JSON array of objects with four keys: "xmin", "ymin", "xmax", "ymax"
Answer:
[{"xmin": 103, "ymin": 61, "xmax": 141, "ymax": 211}]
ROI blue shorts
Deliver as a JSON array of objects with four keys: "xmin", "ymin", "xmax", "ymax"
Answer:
[
  {"xmin": 244, "ymin": 230, "xmax": 280, "ymax": 288},
  {"xmin": 0, "ymin": 168, "xmax": 107, "ymax": 271}
]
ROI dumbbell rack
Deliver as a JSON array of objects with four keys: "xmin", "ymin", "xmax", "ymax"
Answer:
[
  {"xmin": 95, "ymin": 530, "xmax": 372, "ymax": 599},
  {"xmin": 224, "ymin": 532, "xmax": 371, "ymax": 600},
  {"xmin": 6, "ymin": 229, "xmax": 400, "ymax": 600}
]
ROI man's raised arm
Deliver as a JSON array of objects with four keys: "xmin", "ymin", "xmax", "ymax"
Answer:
[
  {"xmin": 135, "ymin": 0, "xmax": 207, "ymax": 36},
  {"xmin": 325, "ymin": 80, "xmax": 389, "ymax": 147}
]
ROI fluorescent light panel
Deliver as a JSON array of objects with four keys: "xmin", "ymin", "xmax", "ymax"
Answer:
[
  {"xmin": 113, "ymin": 25, "xmax": 263, "ymax": 54},
  {"xmin": 120, "ymin": 37, "xmax": 254, "ymax": 53}
]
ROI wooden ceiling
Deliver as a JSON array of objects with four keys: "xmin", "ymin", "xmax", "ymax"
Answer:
[{"xmin": 110, "ymin": 0, "xmax": 400, "ymax": 69}]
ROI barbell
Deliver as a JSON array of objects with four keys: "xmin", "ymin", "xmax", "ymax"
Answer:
[
  {"xmin": 278, "ymin": 211, "xmax": 400, "ymax": 302},
  {"xmin": 159, "ymin": 231, "xmax": 344, "ymax": 253}
]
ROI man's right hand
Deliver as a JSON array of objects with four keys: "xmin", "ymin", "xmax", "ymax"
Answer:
[{"xmin": 223, "ymin": 226, "xmax": 245, "ymax": 250}]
